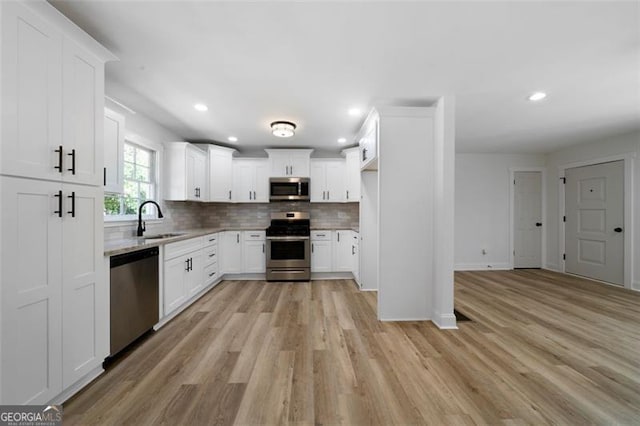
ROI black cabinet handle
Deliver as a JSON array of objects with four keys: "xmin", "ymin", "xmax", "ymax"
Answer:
[
  {"xmin": 262, "ymin": 243, "xmax": 265, "ymax": 253},
  {"xmin": 535, "ymin": 222, "xmax": 542, "ymax": 227},
  {"xmin": 346, "ymin": 190, "xmax": 349, "ymax": 200},
  {"xmin": 54, "ymin": 190, "xmax": 63, "ymax": 217},
  {"xmin": 104, "ymin": 167, "xmax": 107, "ymax": 186},
  {"xmin": 229, "ymin": 190, "xmax": 232, "ymax": 200},
  {"xmin": 312, "ymin": 243, "xmax": 314, "ymax": 253},
  {"xmin": 253, "ymin": 191, "xmax": 256, "ymax": 200},
  {"xmin": 54, "ymin": 146, "xmax": 63, "ymax": 173},
  {"xmin": 209, "ymin": 237, "xmax": 216, "ymax": 242},
  {"xmin": 362, "ymin": 147, "xmax": 367, "ymax": 162},
  {"xmin": 337, "ymin": 232, "xmax": 340, "ymax": 242},
  {"xmin": 209, "ymin": 271, "xmax": 216, "ymax": 277},
  {"xmin": 237, "ymin": 233, "xmax": 239, "ymax": 243},
  {"xmin": 352, "ymin": 246, "xmax": 355, "ymax": 255},
  {"xmin": 67, "ymin": 149, "xmax": 76, "ymax": 175},
  {"xmin": 614, "ymin": 227, "xmax": 623, "ymax": 233},
  {"xmin": 209, "ymin": 253, "xmax": 215, "ymax": 258},
  {"xmin": 67, "ymin": 192, "xmax": 75, "ymax": 217},
  {"xmin": 185, "ymin": 259, "xmax": 190, "ymax": 271}
]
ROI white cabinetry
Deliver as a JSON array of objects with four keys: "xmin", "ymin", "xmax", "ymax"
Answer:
[
  {"xmin": 203, "ymin": 233, "xmax": 220, "ymax": 286},
  {"xmin": 310, "ymin": 160, "xmax": 345, "ymax": 202},
  {"xmin": 334, "ymin": 230, "xmax": 353, "ymax": 272},
  {"xmin": 343, "ymin": 147, "xmax": 361, "ymax": 202},
  {"xmin": 221, "ymin": 231, "xmax": 243, "ymax": 273},
  {"xmin": 1, "ymin": 1, "xmax": 110, "ymax": 187},
  {"xmin": 243, "ymin": 231, "xmax": 266, "ymax": 273},
  {"xmin": 351, "ymin": 232, "xmax": 360, "ymax": 285},
  {"xmin": 103, "ymin": 108, "xmax": 125, "ymax": 193},
  {"xmin": 265, "ymin": 149, "xmax": 313, "ymax": 177},
  {"xmin": 233, "ymin": 159, "xmax": 268, "ymax": 203},
  {"xmin": 311, "ymin": 231, "xmax": 333, "ymax": 272},
  {"xmin": 198, "ymin": 145, "xmax": 235, "ymax": 202},
  {"xmin": 0, "ymin": 1, "xmax": 114, "ymax": 405},
  {"xmin": 359, "ymin": 111, "xmax": 379, "ymax": 171},
  {"xmin": 163, "ymin": 237, "xmax": 204, "ymax": 316},
  {"xmin": 164, "ymin": 142, "xmax": 207, "ymax": 201}
]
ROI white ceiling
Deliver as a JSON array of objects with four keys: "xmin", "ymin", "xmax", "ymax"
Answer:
[{"xmin": 49, "ymin": 1, "xmax": 640, "ymax": 154}]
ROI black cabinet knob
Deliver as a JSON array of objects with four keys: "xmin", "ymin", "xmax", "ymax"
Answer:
[
  {"xmin": 614, "ymin": 227, "xmax": 623, "ymax": 233},
  {"xmin": 535, "ymin": 222, "xmax": 542, "ymax": 227}
]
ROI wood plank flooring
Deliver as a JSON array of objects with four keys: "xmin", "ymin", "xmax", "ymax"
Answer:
[{"xmin": 64, "ymin": 270, "xmax": 640, "ymax": 425}]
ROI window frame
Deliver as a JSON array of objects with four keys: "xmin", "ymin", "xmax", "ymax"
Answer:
[{"xmin": 104, "ymin": 137, "xmax": 163, "ymax": 223}]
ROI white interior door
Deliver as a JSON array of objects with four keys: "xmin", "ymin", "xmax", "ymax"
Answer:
[
  {"xmin": 514, "ymin": 171, "xmax": 542, "ymax": 268},
  {"xmin": 565, "ymin": 160, "xmax": 624, "ymax": 285}
]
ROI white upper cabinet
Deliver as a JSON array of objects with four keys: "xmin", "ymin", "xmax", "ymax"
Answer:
[
  {"xmin": 1, "ymin": 2, "xmax": 114, "ymax": 186},
  {"xmin": 310, "ymin": 159, "xmax": 345, "ymax": 202},
  {"xmin": 103, "ymin": 108, "xmax": 125, "ymax": 193},
  {"xmin": 359, "ymin": 110, "xmax": 379, "ymax": 171},
  {"xmin": 342, "ymin": 147, "xmax": 361, "ymax": 202},
  {"xmin": 233, "ymin": 159, "xmax": 268, "ymax": 203},
  {"xmin": 265, "ymin": 149, "xmax": 313, "ymax": 177},
  {"xmin": 197, "ymin": 144, "xmax": 236, "ymax": 202},
  {"xmin": 164, "ymin": 143, "xmax": 208, "ymax": 201}
]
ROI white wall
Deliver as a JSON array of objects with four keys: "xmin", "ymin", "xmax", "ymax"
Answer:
[
  {"xmin": 455, "ymin": 153, "xmax": 545, "ymax": 270},
  {"xmin": 544, "ymin": 130, "xmax": 640, "ymax": 290}
]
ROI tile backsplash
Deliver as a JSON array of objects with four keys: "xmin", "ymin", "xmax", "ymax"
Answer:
[{"xmin": 104, "ymin": 201, "xmax": 359, "ymax": 241}]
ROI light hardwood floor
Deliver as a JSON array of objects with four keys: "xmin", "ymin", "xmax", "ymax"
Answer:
[{"xmin": 64, "ymin": 270, "xmax": 640, "ymax": 425}]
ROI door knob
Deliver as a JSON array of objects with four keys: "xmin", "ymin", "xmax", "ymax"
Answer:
[
  {"xmin": 614, "ymin": 227, "xmax": 623, "ymax": 233},
  {"xmin": 535, "ymin": 222, "xmax": 542, "ymax": 227}
]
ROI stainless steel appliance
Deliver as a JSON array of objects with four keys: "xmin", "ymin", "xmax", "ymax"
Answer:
[
  {"xmin": 109, "ymin": 247, "xmax": 159, "ymax": 356},
  {"xmin": 269, "ymin": 177, "xmax": 310, "ymax": 202},
  {"xmin": 266, "ymin": 212, "xmax": 311, "ymax": 281}
]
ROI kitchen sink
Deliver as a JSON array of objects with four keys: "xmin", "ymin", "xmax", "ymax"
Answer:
[{"xmin": 143, "ymin": 232, "xmax": 186, "ymax": 240}]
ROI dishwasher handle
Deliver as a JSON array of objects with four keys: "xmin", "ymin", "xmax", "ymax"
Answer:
[{"xmin": 111, "ymin": 247, "xmax": 159, "ymax": 268}]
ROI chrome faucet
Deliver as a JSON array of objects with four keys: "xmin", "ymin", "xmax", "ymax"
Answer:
[{"xmin": 137, "ymin": 200, "xmax": 164, "ymax": 237}]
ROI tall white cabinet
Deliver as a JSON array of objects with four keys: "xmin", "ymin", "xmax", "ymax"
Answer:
[
  {"xmin": 197, "ymin": 144, "xmax": 236, "ymax": 202},
  {"xmin": 0, "ymin": 1, "xmax": 115, "ymax": 404},
  {"xmin": 164, "ymin": 142, "xmax": 208, "ymax": 201}
]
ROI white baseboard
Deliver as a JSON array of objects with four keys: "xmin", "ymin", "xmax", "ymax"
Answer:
[
  {"xmin": 50, "ymin": 365, "xmax": 104, "ymax": 404},
  {"xmin": 360, "ymin": 288, "xmax": 377, "ymax": 292},
  {"xmin": 455, "ymin": 262, "xmax": 511, "ymax": 271},
  {"xmin": 432, "ymin": 312, "xmax": 458, "ymax": 329},
  {"xmin": 378, "ymin": 316, "xmax": 430, "ymax": 322},
  {"xmin": 221, "ymin": 272, "xmax": 265, "ymax": 281},
  {"xmin": 633, "ymin": 280, "xmax": 640, "ymax": 291},
  {"xmin": 544, "ymin": 263, "xmax": 561, "ymax": 272},
  {"xmin": 311, "ymin": 272, "xmax": 354, "ymax": 280}
]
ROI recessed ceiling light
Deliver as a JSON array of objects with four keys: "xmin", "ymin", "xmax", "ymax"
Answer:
[
  {"xmin": 348, "ymin": 107, "xmax": 362, "ymax": 116},
  {"xmin": 337, "ymin": 138, "xmax": 347, "ymax": 144},
  {"xmin": 228, "ymin": 136, "xmax": 238, "ymax": 142},
  {"xmin": 194, "ymin": 103, "xmax": 208, "ymax": 112},
  {"xmin": 528, "ymin": 92, "xmax": 547, "ymax": 102},
  {"xmin": 270, "ymin": 121, "xmax": 296, "ymax": 138}
]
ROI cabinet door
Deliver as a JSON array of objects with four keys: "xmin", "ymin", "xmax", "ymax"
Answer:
[
  {"xmin": 360, "ymin": 118, "xmax": 378, "ymax": 170},
  {"xmin": 1, "ymin": 2, "xmax": 63, "ymax": 182},
  {"xmin": 193, "ymin": 150, "xmax": 207, "ymax": 201},
  {"xmin": 209, "ymin": 149, "xmax": 233, "ymax": 202},
  {"xmin": 1, "ymin": 177, "xmax": 63, "ymax": 404},
  {"xmin": 289, "ymin": 153, "xmax": 310, "ymax": 177},
  {"xmin": 222, "ymin": 231, "xmax": 243, "ymax": 273},
  {"xmin": 104, "ymin": 108, "xmax": 125, "ymax": 193},
  {"xmin": 62, "ymin": 37, "xmax": 104, "ymax": 186},
  {"xmin": 61, "ymin": 184, "xmax": 106, "ymax": 387},
  {"xmin": 352, "ymin": 234, "xmax": 360, "ymax": 285},
  {"xmin": 311, "ymin": 240, "xmax": 332, "ymax": 272},
  {"xmin": 253, "ymin": 161, "xmax": 269, "ymax": 202},
  {"xmin": 334, "ymin": 230, "xmax": 353, "ymax": 272},
  {"xmin": 325, "ymin": 161, "xmax": 345, "ymax": 202},
  {"xmin": 187, "ymin": 250, "xmax": 204, "ymax": 296},
  {"xmin": 309, "ymin": 162, "xmax": 325, "ymax": 202},
  {"xmin": 185, "ymin": 148, "xmax": 200, "ymax": 201},
  {"xmin": 243, "ymin": 240, "xmax": 266, "ymax": 273},
  {"xmin": 164, "ymin": 255, "xmax": 188, "ymax": 315},
  {"xmin": 233, "ymin": 161, "xmax": 253, "ymax": 202},
  {"xmin": 344, "ymin": 150, "xmax": 361, "ymax": 202},
  {"xmin": 270, "ymin": 155, "xmax": 290, "ymax": 177}
]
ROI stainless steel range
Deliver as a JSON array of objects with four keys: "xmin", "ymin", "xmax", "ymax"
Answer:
[{"xmin": 265, "ymin": 212, "xmax": 311, "ymax": 281}]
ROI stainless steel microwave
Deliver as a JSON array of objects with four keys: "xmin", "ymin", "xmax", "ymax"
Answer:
[{"xmin": 269, "ymin": 177, "xmax": 310, "ymax": 202}]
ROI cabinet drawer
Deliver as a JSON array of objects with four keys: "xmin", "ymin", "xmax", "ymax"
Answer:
[
  {"xmin": 204, "ymin": 245, "xmax": 218, "ymax": 265},
  {"xmin": 204, "ymin": 262, "xmax": 219, "ymax": 285},
  {"xmin": 165, "ymin": 236, "xmax": 203, "ymax": 261},
  {"xmin": 244, "ymin": 230, "xmax": 266, "ymax": 241},
  {"xmin": 203, "ymin": 233, "xmax": 219, "ymax": 247},
  {"xmin": 311, "ymin": 230, "xmax": 332, "ymax": 241}
]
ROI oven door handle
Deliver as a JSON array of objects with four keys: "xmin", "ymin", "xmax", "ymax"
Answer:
[{"xmin": 266, "ymin": 236, "xmax": 310, "ymax": 241}]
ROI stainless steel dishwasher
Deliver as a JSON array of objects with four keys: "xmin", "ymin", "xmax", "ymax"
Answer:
[{"xmin": 109, "ymin": 247, "xmax": 159, "ymax": 356}]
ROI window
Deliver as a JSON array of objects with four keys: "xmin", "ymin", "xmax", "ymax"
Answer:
[{"xmin": 104, "ymin": 142, "xmax": 159, "ymax": 219}]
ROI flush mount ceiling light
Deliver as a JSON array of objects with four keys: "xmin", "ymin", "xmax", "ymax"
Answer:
[
  {"xmin": 528, "ymin": 92, "xmax": 547, "ymax": 102},
  {"xmin": 348, "ymin": 107, "xmax": 362, "ymax": 116},
  {"xmin": 228, "ymin": 136, "xmax": 238, "ymax": 142},
  {"xmin": 337, "ymin": 137, "xmax": 347, "ymax": 144},
  {"xmin": 194, "ymin": 103, "xmax": 208, "ymax": 111},
  {"xmin": 270, "ymin": 121, "xmax": 296, "ymax": 138}
]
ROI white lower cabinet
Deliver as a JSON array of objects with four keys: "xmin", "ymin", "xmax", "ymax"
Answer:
[
  {"xmin": 334, "ymin": 230, "xmax": 353, "ymax": 272},
  {"xmin": 311, "ymin": 231, "xmax": 333, "ymax": 272},
  {"xmin": 243, "ymin": 231, "xmax": 266, "ymax": 273},
  {"xmin": 1, "ymin": 176, "xmax": 105, "ymax": 404},
  {"xmin": 163, "ymin": 237, "xmax": 204, "ymax": 316},
  {"xmin": 221, "ymin": 231, "xmax": 243, "ymax": 273},
  {"xmin": 351, "ymin": 232, "xmax": 360, "ymax": 285},
  {"xmin": 203, "ymin": 233, "xmax": 220, "ymax": 285}
]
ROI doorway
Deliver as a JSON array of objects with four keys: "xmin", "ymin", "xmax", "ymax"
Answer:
[
  {"xmin": 513, "ymin": 171, "xmax": 543, "ymax": 268},
  {"xmin": 565, "ymin": 160, "xmax": 624, "ymax": 286}
]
